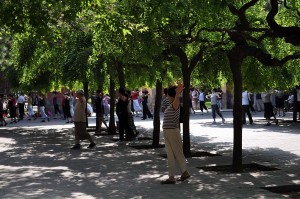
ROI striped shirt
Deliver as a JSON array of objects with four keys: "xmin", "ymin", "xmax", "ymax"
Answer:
[
  {"xmin": 162, "ymin": 104, "xmax": 180, "ymax": 129},
  {"xmin": 162, "ymin": 97, "xmax": 170, "ymax": 109}
]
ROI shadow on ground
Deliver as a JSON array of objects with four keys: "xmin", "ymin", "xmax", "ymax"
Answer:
[{"xmin": 0, "ymin": 126, "xmax": 300, "ymax": 198}]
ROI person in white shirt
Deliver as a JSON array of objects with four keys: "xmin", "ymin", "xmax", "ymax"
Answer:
[
  {"xmin": 206, "ymin": 88, "xmax": 225, "ymax": 124},
  {"xmin": 17, "ymin": 93, "xmax": 25, "ymax": 120},
  {"xmin": 242, "ymin": 88, "xmax": 253, "ymax": 125}
]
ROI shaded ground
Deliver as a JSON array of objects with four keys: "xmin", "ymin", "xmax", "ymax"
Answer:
[{"xmin": 0, "ymin": 111, "xmax": 300, "ymax": 198}]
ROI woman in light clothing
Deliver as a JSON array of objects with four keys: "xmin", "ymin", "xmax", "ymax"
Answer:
[
  {"xmin": 70, "ymin": 90, "xmax": 95, "ymax": 149},
  {"xmin": 161, "ymin": 83, "xmax": 190, "ymax": 184}
]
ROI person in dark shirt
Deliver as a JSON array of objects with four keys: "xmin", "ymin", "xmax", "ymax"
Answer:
[
  {"xmin": 116, "ymin": 88, "xmax": 135, "ymax": 141},
  {"xmin": 141, "ymin": 89, "xmax": 153, "ymax": 120}
]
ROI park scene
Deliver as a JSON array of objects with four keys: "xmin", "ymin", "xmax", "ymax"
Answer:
[{"xmin": 1, "ymin": 0, "xmax": 300, "ymax": 198}]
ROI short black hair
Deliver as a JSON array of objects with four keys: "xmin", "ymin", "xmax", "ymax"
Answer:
[
  {"xmin": 167, "ymin": 86, "xmax": 177, "ymax": 98},
  {"xmin": 163, "ymin": 88, "xmax": 168, "ymax": 95}
]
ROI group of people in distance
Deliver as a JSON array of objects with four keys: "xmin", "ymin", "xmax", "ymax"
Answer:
[
  {"xmin": 2, "ymin": 84, "xmax": 300, "ymax": 185},
  {"xmin": 241, "ymin": 87, "xmax": 300, "ymax": 126}
]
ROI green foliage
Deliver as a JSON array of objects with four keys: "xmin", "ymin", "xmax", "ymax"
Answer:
[{"xmin": 2, "ymin": 0, "xmax": 300, "ymax": 93}]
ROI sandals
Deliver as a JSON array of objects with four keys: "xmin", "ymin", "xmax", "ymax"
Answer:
[{"xmin": 161, "ymin": 179, "xmax": 176, "ymax": 184}]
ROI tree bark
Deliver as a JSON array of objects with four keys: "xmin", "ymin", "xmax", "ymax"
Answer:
[
  {"xmin": 117, "ymin": 62, "xmax": 126, "ymax": 88},
  {"xmin": 182, "ymin": 71, "xmax": 191, "ymax": 157},
  {"xmin": 152, "ymin": 80, "xmax": 162, "ymax": 147},
  {"xmin": 228, "ymin": 47, "xmax": 244, "ymax": 173},
  {"xmin": 293, "ymin": 88, "xmax": 298, "ymax": 122},
  {"xmin": 108, "ymin": 71, "xmax": 116, "ymax": 135}
]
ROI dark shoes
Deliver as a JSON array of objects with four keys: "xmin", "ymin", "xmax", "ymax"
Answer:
[
  {"xmin": 177, "ymin": 171, "xmax": 190, "ymax": 182},
  {"xmin": 177, "ymin": 174, "xmax": 191, "ymax": 181},
  {"xmin": 87, "ymin": 142, "xmax": 96, "ymax": 149},
  {"xmin": 161, "ymin": 179, "xmax": 176, "ymax": 184},
  {"xmin": 70, "ymin": 144, "xmax": 81, "ymax": 149}
]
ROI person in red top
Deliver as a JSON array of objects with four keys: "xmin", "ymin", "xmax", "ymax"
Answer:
[{"xmin": 131, "ymin": 89, "xmax": 142, "ymax": 116}]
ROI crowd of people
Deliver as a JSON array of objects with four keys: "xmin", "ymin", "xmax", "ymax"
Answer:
[
  {"xmin": 2, "ymin": 85, "xmax": 300, "ymax": 185},
  {"xmin": 189, "ymin": 86, "xmax": 299, "ymax": 126}
]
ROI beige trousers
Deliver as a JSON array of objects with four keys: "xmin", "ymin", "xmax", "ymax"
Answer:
[{"xmin": 163, "ymin": 128, "xmax": 187, "ymax": 177}]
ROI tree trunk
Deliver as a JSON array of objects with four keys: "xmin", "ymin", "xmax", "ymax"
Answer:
[
  {"xmin": 108, "ymin": 73, "xmax": 117, "ymax": 135},
  {"xmin": 117, "ymin": 62, "xmax": 126, "ymax": 88},
  {"xmin": 83, "ymin": 81, "xmax": 89, "ymax": 127},
  {"xmin": 93, "ymin": 62, "xmax": 105, "ymax": 91},
  {"xmin": 152, "ymin": 80, "xmax": 162, "ymax": 147},
  {"xmin": 182, "ymin": 67, "xmax": 191, "ymax": 157},
  {"xmin": 228, "ymin": 48, "xmax": 243, "ymax": 173},
  {"xmin": 293, "ymin": 88, "xmax": 298, "ymax": 122},
  {"xmin": 97, "ymin": 69, "xmax": 105, "ymax": 91}
]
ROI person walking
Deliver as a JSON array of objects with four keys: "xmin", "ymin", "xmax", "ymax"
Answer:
[
  {"xmin": 161, "ymin": 82, "xmax": 190, "ymax": 184},
  {"xmin": 0, "ymin": 94, "xmax": 7, "ymax": 126},
  {"xmin": 63, "ymin": 93, "xmax": 72, "ymax": 123},
  {"xmin": 191, "ymin": 88, "xmax": 199, "ymax": 110},
  {"xmin": 7, "ymin": 94, "xmax": 17, "ymax": 124},
  {"xmin": 255, "ymin": 93, "xmax": 264, "ymax": 112},
  {"xmin": 275, "ymin": 89, "xmax": 285, "ymax": 117},
  {"xmin": 103, "ymin": 94, "xmax": 110, "ymax": 121},
  {"xmin": 199, "ymin": 88, "xmax": 208, "ymax": 114},
  {"xmin": 217, "ymin": 88, "xmax": 223, "ymax": 109},
  {"xmin": 116, "ymin": 88, "xmax": 135, "ymax": 141},
  {"xmin": 206, "ymin": 88, "xmax": 225, "ymax": 124},
  {"xmin": 27, "ymin": 94, "xmax": 36, "ymax": 120},
  {"xmin": 39, "ymin": 94, "xmax": 50, "ymax": 122},
  {"xmin": 262, "ymin": 91, "xmax": 278, "ymax": 126},
  {"xmin": 52, "ymin": 92, "xmax": 61, "ymax": 119},
  {"xmin": 70, "ymin": 89, "xmax": 96, "ymax": 149},
  {"xmin": 95, "ymin": 90, "xmax": 108, "ymax": 134},
  {"xmin": 17, "ymin": 93, "xmax": 25, "ymax": 120},
  {"xmin": 69, "ymin": 92, "xmax": 75, "ymax": 119},
  {"xmin": 141, "ymin": 89, "xmax": 153, "ymax": 120},
  {"xmin": 242, "ymin": 88, "xmax": 253, "ymax": 125},
  {"xmin": 131, "ymin": 89, "xmax": 142, "ymax": 116}
]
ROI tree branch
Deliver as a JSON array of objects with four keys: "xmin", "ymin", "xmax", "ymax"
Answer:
[
  {"xmin": 245, "ymin": 46, "xmax": 300, "ymax": 66},
  {"xmin": 228, "ymin": 0, "xmax": 259, "ymax": 29},
  {"xmin": 267, "ymin": 0, "xmax": 300, "ymax": 46}
]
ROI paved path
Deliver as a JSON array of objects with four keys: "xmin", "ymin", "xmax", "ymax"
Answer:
[{"xmin": 0, "ymin": 111, "xmax": 300, "ymax": 198}]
